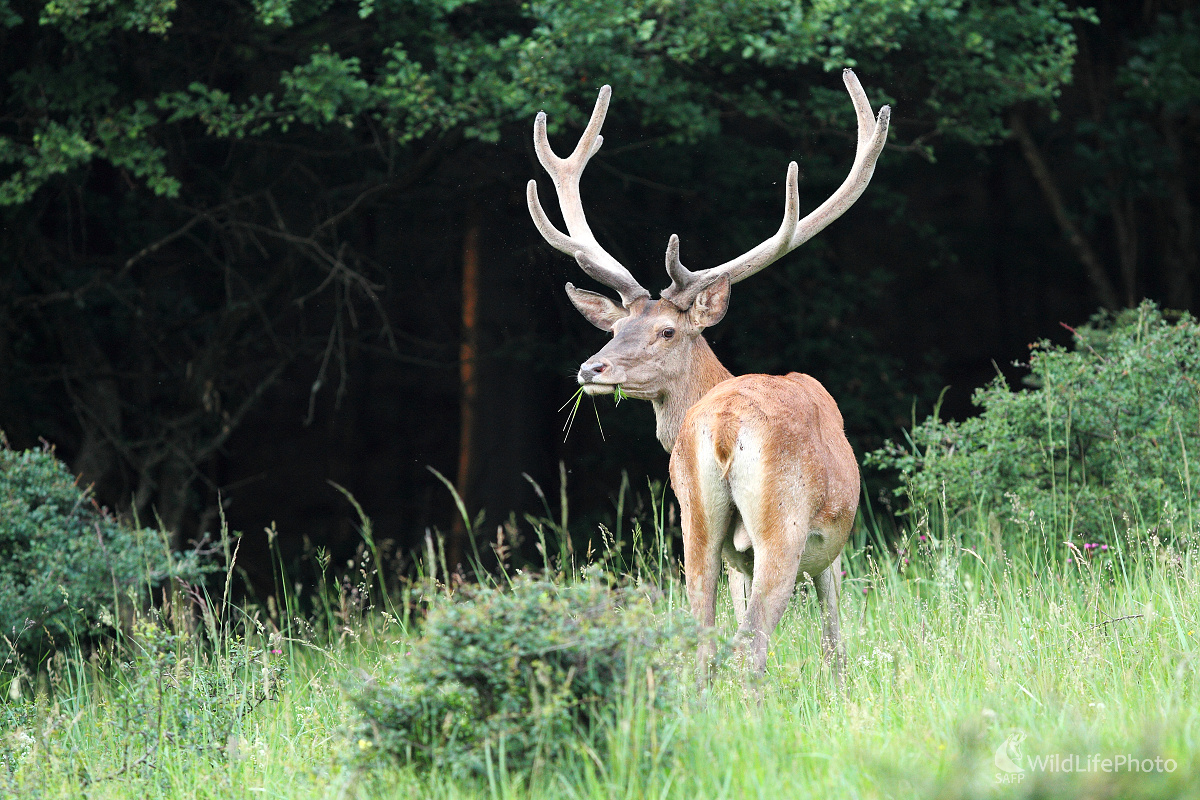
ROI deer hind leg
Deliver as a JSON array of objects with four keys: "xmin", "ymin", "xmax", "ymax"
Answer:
[
  {"xmin": 726, "ymin": 564, "xmax": 750, "ymax": 627},
  {"xmin": 739, "ymin": 530, "xmax": 805, "ymax": 675},
  {"xmin": 722, "ymin": 513, "xmax": 753, "ymax": 627},
  {"xmin": 723, "ymin": 435, "xmax": 809, "ymax": 675},
  {"xmin": 672, "ymin": 440, "xmax": 733, "ymax": 680},
  {"xmin": 814, "ymin": 553, "xmax": 846, "ymax": 684}
]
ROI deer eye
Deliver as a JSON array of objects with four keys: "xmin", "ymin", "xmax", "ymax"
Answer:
[{"xmin": 660, "ymin": 328, "xmax": 675, "ymax": 340}]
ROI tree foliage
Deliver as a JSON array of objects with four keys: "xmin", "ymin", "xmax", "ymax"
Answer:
[{"xmin": 1, "ymin": 0, "xmax": 1089, "ymax": 202}]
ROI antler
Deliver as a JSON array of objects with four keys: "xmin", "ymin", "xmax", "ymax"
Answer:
[
  {"xmin": 527, "ymin": 85, "xmax": 650, "ymax": 307},
  {"xmin": 661, "ymin": 69, "xmax": 890, "ymax": 308}
]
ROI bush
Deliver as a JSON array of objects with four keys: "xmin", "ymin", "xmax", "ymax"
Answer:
[
  {"xmin": 0, "ymin": 435, "xmax": 210, "ymax": 661},
  {"xmin": 351, "ymin": 573, "xmax": 694, "ymax": 776},
  {"xmin": 867, "ymin": 302, "xmax": 1200, "ymax": 545}
]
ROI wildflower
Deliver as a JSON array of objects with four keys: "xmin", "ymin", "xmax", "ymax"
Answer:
[{"xmin": 270, "ymin": 648, "xmax": 282, "ymax": 655}]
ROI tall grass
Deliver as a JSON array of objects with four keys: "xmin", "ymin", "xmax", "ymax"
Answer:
[{"xmin": 2, "ymin": 484, "xmax": 1197, "ymax": 799}]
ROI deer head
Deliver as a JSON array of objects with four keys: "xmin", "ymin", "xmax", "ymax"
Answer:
[{"xmin": 528, "ymin": 71, "xmax": 890, "ymax": 449}]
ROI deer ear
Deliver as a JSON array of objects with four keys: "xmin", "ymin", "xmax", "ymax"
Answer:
[
  {"xmin": 566, "ymin": 283, "xmax": 629, "ymax": 332},
  {"xmin": 688, "ymin": 275, "xmax": 731, "ymax": 328}
]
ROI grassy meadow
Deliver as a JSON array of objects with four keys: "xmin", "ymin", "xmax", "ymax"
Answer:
[{"xmin": 3, "ymin": 488, "xmax": 1197, "ymax": 800}]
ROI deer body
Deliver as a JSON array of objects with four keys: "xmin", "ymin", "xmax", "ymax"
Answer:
[
  {"xmin": 672, "ymin": 372, "xmax": 858, "ymax": 672},
  {"xmin": 528, "ymin": 71, "xmax": 888, "ymax": 677}
]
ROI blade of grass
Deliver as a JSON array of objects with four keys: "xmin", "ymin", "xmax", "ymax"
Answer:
[
  {"xmin": 427, "ymin": 465, "xmax": 486, "ymax": 579},
  {"xmin": 560, "ymin": 385, "xmax": 586, "ymax": 442}
]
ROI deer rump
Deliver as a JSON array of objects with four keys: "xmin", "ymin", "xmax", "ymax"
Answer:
[{"xmin": 669, "ymin": 372, "xmax": 860, "ymax": 584}]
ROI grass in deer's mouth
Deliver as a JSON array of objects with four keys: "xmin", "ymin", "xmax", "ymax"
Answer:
[{"xmin": 560, "ymin": 383, "xmax": 627, "ymax": 441}]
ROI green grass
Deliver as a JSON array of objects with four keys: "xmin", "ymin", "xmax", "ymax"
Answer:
[
  {"xmin": 3, "ymin": 509, "xmax": 1198, "ymax": 799},
  {"xmin": 560, "ymin": 384, "xmax": 629, "ymax": 442}
]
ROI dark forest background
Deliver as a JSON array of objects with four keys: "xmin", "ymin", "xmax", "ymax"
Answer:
[{"xmin": 1, "ymin": 0, "xmax": 1197, "ymax": 587}]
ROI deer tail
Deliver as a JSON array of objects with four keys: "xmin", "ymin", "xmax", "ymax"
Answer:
[{"xmin": 711, "ymin": 411, "xmax": 740, "ymax": 480}]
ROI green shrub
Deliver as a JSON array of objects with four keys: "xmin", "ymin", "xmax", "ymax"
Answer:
[
  {"xmin": 351, "ymin": 573, "xmax": 694, "ymax": 776},
  {"xmin": 867, "ymin": 302, "xmax": 1200, "ymax": 545},
  {"xmin": 0, "ymin": 434, "xmax": 211, "ymax": 661}
]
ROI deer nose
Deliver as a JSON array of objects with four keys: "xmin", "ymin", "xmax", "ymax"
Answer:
[{"xmin": 578, "ymin": 360, "xmax": 609, "ymax": 383}]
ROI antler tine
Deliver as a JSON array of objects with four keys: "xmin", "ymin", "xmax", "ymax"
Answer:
[
  {"xmin": 787, "ymin": 71, "xmax": 890, "ymax": 251},
  {"xmin": 660, "ymin": 68, "xmax": 890, "ymax": 309},
  {"xmin": 663, "ymin": 162, "xmax": 800, "ymax": 306},
  {"xmin": 527, "ymin": 85, "xmax": 650, "ymax": 307},
  {"xmin": 664, "ymin": 233, "xmax": 689, "ymax": 287},
  {"xmin": 843, "ymin": 68, "xmax": 877, "ymax": 151}
]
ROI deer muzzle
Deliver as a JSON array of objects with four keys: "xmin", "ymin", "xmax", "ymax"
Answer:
[{"xmin": 577, "ymin": 358, "xmax": 623, "ymax": 394}]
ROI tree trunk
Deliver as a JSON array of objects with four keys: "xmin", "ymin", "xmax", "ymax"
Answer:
[
  {"xmin": 1159, "ymin": 112, "xmax": 1197, "ymax": 309},
  {"xmin": 1009, "ymin": 112, "xmax": 1121, "ymax": 310},
  {"xmin": 450, "ymin": 206, "xmax": 481, "ymax": 569},
  {"xmin": 59, "ymin": 319, "xmax": 125, "ymax": 500},
  {"xmin": 1107, "ymin": 190, "xmax": 1139, "ymax": 308}
]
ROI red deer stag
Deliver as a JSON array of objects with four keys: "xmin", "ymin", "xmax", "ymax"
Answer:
[{"xmin": 527, "ymin": 70, "xmax": 889, "ymax": 677}]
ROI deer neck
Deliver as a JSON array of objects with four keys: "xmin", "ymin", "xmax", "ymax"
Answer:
[{"xmin": 652, "ymin": 335, "xmax": 733, "ymax": 453}]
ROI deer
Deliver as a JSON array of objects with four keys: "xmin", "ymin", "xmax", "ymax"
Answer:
[{"xmin": 527, "ymin": 70, "xmax": 889, "ymax": 678}]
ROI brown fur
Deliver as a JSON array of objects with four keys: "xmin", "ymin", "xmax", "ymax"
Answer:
[
  {"xmin": 680, "ymin": 373, "xmax": 858, "ymax": 525},
  {"xmin": 669, "ymin": 369, "xmax": 859, "ymax": 677}
]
